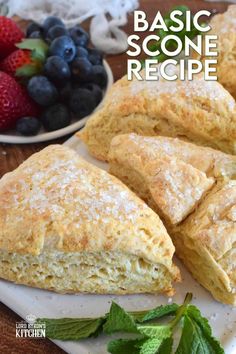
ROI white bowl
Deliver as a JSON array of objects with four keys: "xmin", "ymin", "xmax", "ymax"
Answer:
[{"xmin": 0, "ymin": 60, "xmax": 113, "ymax": 144}]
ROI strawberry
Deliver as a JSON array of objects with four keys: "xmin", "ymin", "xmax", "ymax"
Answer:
[
  {"xmin": 0, "ymin": 39, "xmax": 49, "ymax": 78},
  {"xmin": 0, "ymin": 71, "xmax": 39, "ymax": 131},
  {"xmin": 0, "ymin": 16, "xmax": 24, "ymax": 59},
  {"xmin": 0, "ymin": 49, "xmax": 32, "ymax": 76}
]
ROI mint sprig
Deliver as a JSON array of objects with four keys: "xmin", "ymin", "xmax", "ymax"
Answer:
[{"xmin": 36, "ymin": 293, "xmax": 225, "ymax": 354}]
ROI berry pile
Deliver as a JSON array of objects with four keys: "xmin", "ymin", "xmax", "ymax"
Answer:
[{"xmin": 0, "ymin": 16, "xmax": 108, "ymax": 136}]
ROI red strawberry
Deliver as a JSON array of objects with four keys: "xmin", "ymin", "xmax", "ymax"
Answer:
[
  {"xmin": 0, "ymin": 16, "xmax": 24, "ymax": 59},
  {"xmin": 0, "ymin": 71, "xmax": 39, "ymax": 131},
  {"xmin": 0, "ymin": 49, "xmax": 32, "ymax": 76}
]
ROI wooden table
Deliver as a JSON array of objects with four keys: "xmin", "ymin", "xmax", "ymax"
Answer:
[{"xmin": 0, "ymin": 0, "xmax": 231, "ymax": 352}]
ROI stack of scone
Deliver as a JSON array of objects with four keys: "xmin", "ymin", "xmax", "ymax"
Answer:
[
  {"xmin": 0, "ymin": 5, "xmax": 235, "ymax": 307},
  {"xmin": 108, "ymin": 134, "xmax": 236, "ymax": 305},
  {"xmin": 76, "ymin": 8, "xmax": 236, "ymax": 305}
]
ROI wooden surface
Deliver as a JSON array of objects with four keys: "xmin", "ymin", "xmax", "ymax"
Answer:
[{"xmin": 0, "ymin": 1, "xmax": 232, "ymax": 353}]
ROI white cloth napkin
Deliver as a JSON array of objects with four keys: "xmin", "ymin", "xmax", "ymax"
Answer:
[{"xmin": 0, "ymin": 0, "xmax": 139, "ymax": 54}]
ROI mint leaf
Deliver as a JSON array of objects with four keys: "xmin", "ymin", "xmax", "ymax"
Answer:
[
  {"xmin": 108, "ymin": 338, "xmax": 164, "ymax": 354},
  {"xmin": 157, "ymin": 337, "xmax": 173, "ymax": 354},
  {"xmin": 138, "ymin": 324, "xmax": 171, "ymax": 339},
  {"xmin": 37, "ymin": 317, "xmax": 105, "ymax": 340},
  {"xmin": 140, "ymin": 338, "xmax": 164, "ymax": 354},
  {"xmin": 176, "ymin": 312, "xmax": 224, "ymax": 354},
  {"xmin": 108, "ymin": 338, "xmax": 145, "ymax": 354},
  {"xmin": 131, "ymin": 303, "xmax": 179, "ymax": 323},
  {"xmin": 186, "ymin": 305, "xmax": 225, "ymax": 354},
  {"xmin": 104, "ymin": 302, "xmax": 138, "ymax": 334}
]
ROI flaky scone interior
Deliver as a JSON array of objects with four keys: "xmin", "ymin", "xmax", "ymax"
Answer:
[{"xmin": 0, "ymin": 251, "xmax": 177, "ymax": 295}]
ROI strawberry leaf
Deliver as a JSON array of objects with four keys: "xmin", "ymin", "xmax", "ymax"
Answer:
[
  {"xmin": 16, "ymin": 63, "xmax": 42, "ymax": 77},
  {"xmin": 16, "ymin": 39, "xmax": 49, "ymax": 61}
]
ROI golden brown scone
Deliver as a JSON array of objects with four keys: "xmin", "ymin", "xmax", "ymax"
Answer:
[
  {"xmin": 0, "ymin": 145, "xmax": 180, "ymax": 295},
  {"xmin": 109, "ymin": 134, "xmax": 215, "ymax": 226},
  {"xmin": 77, "ymin": 64, "xmax": 236, "ymax": 161},
  {"xmin": 108, "ymin": 134, "xmax": 236, "ymax": 305},
  {"xmin": 195, "ymin": 5, "xmax": 236, "ymax": 100},
  {"xmin": 173, "ymin": 180, "xmax": 236, "ymax": 306},
  {"xmin": 109, "ymin": 134, "xmax": 236, "ymax": 179}
]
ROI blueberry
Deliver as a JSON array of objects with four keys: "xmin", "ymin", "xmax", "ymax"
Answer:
[
  {"xmin": 27, "ymin": 76, "xmax": 58, "ymax": 106},
  {"xmin": 69, "ymin": 26, "xmax": 89, "ymax": 47},
  {"xmin": 43, "ymin": 16, "xmax": 65, "ymax": 35},
  {"xmin": 47, "ymin": 25, "xmax": 69, "ymax": 41},
  {"xmin": 88, "ymin": 48, "xmax": 103, "ymax": 65},
  {"xmin": 41, "ymin": 104, "xmax": 71, "ymax": 131},
  {"xmin": 76, "ymin": 46, "xmax": 88, "ymax": 58},
  {"xmin": 60, "ymin": 82, "xmax": 73, "ymax": 103},
  {"xmin": 91, "ymin": 65, "xmax": 108, "ymax": 88},
  {"xmin": 29, "ymin": 31, "xmax": 42, "ymax": 39},
  {"xmin": 16, "ymin": 117, "xmax": 41, "ymax": 136},
  {"xmin": 44, "ymin": 56, "xmax": 71, "ymax": 83},
  {"xmin": 69, "ymin": 88, "xmax": 96, "ymax": 119},
  {"xmin": 82, "ymin": 83, "xmax": 103, "ymax": 105},
  {"xmin": 26, "ymin": 22, "xmax": 42, "ymax": 37},
  {"xmin": 71, "ymin": 57, "xmax": 92, "ymax": 81},
  {"xmin": 49, "ymin": 36, "xmax": 76, "ymax": 63}
]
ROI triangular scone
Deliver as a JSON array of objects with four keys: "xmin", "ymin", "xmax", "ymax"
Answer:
[
  {"xmin": 109, "ymin": 135, "xmax": 215, "ymax": 225},
  {"xmin": 173, "ymin": 180, "xmax": 236, "ymax": 306},
  {"xmin": 108, "ymin": 134, "xmax": 236, "ymax": 305},
  {"xmin": 78, "ymin": 64, "xmax": 236, "ymax": 161},
  {"xmin": 109, "ymin": 134, "xmax": 236, "ymax": 179},
  {"xmin": 0, "ymin": 145, "xmax": 179, "ymax": 295}
]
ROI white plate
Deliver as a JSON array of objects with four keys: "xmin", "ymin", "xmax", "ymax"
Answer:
[
  {"xmin": 0, "ymin": 60, "xmax": 113, "ymax": 144},
  {"xmin": 0, "ymin": 134, "xmax": 235, "ymax": 354}
]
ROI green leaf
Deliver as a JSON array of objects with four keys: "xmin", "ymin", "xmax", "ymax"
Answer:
[
  {"xmin": 140, "ymin": 338, "xmax": 164, "ymax": 354},
  {"xmin": 36, "ymin": 317, "xmax": 105, "ymax": 340},
  {"xmin": 104, "ymin": 302, "xmax": 138, "ymax": 334},
  {"xmin": 138, "ymin": 324, "xmax": 171, "ymax": 339},
  {"xmin": 16, "ymin": 63, "xmax": 41, "ymax": 77},
  {"xmin": 131, "ymin": 303, "xmax": 179, "ymax": 323},
  {"xmin": 176, "ymin": 312, "xmax": 224, "ymax": 354},
  {"xmin": 16, "ymin": 39, "xmax": 49, "ymax": 61},
  {"xmin": 107, "ymin": 338, "xmax": 145, "ymax": 354},
  {"xmin": 108, "ymin": 337, "xmax": 164, "ymax": 354},
  {"xmin": 157, "ymin": 337, "xmax": 173, "ymax": 354},
  {"xmin": 186, "ymin": 305, "xmax": 225, "ymax": 354}
]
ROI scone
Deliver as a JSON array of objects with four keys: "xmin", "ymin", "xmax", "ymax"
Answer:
[
  {"xmin": 78, "ymin": 64, "xmax": 236, "ymax": 161},
  {"xmin": 109, "ymin": 134, "xmax": 215, "ymax": 226},
  {"xmin": 173, "ymin": 180, "xmax": 236, "ymax": 306},
  {"xmin": 0, "ymin": 145, "xmax": 180, "ymax": 295},
  {"xmin": 195, "ymin": 5, "xmax": 236, "ymax": 100},
  {"xmin": 108, "ymin": 134, "xmax": 236, "ymax": 305},
  {"xmin": 109, "ymin": 134, "xmax": 236, "ymax": 179}
]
